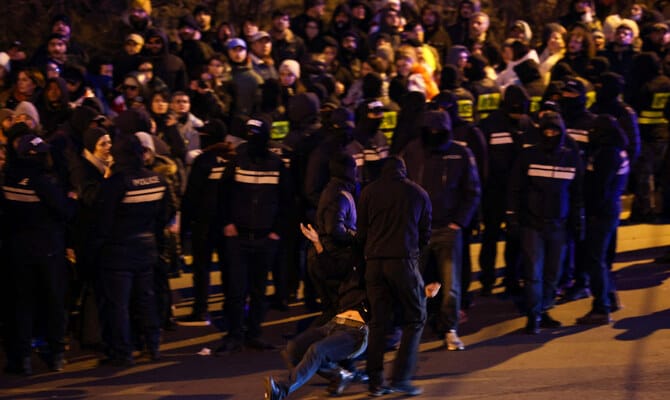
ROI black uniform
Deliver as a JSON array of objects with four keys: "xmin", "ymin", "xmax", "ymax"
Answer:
[
  {"xmin": 627, "ymin": 53, "xmax": 670, "ymax": 220},
  {"xmin": 181, "ymin": 143, "xmax": 234, "ymax": 320},
  {"xmin": 2, "ymin": 134, "xmax": 74, "ymax": 373},
  {"xmin": 94, "ymin": 136, "xmax": 170, "ymax": 363},
  {"xmin": 221, "ymin": 117, "xmax": 289, "ymax": 349},
  {"xmin": 580, "ymin": 115, "xmax": 629, "ymax": 320},
  {"xmin": 401, "ymin": 111, "xmax": 480, "ymax": 339},
  {"xmin": 507, "ymin": 112, "xmax": 584, "ymax": 333},
  {"xmin": 478, "ymin": 85, "xmax": 534, "ymax": 294}
]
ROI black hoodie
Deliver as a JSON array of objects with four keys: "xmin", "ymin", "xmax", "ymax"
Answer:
[
  {"xmin": 357, "ymin": 157, "xmax": 431, "ymax": 259},
  {"xmin": 143, "ymin": 28, "xmax": 188, "ymax": 92}
]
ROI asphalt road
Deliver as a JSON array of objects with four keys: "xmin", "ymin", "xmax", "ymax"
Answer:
[{"xmin": 1, "ymin": 223, "xmax": 669, "ymax": 399}]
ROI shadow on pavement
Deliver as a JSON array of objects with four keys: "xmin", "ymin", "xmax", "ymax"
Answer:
[
  {"xmin": 613, "ymin": 308, "xmax": 670, "ymax": 341},
  {"xmin": 614, "ymin": 261, "xmax": 670, "ymax": 291}
]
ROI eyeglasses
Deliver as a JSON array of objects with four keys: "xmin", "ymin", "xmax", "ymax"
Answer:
[{"xmin": 123, "ymin": 84, "xmax": 139, "ymax": 90}]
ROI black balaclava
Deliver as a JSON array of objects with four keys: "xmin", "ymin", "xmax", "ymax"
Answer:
[
  {"xmin": 597, "ymin": 72, "xmax": 624, "ymax": 104},
  {"xmin": 440, "ymin": 65, "xmax": 461, "ymax": 90},
  {"xmin": 560, "ymin": 78, "xmax": 587, "ymax": 117},
  {"xmin": 430, "ymin": 91, "xmax": 459, "ymax": 124},
  {"xmin": 464, "ymin": 54, "xmax": 488, "ymax": 82},
  {"xmin": 328, "ymin": 107, "xmax": 355, "ymax": 146},
  {"xmin": 503, "ymin": 84, "xmax": 530, "ymax": 117},
  {"xmin": 421, "ymin": 110, "xmax": 452, "ymax": 148},
  {"xmin": 538, "ymin": 111, "xmax": 565, "ymax": 152},
  {"xmin": 246, "ymin": 116, "xmax": 270, "ymax": 159},
  {"xmin": 362, "ymin": 72, "xmax": 383, "ymax": 99},
  {"xmin": 329, "ymin": 152, "xmax": 357, "ymax": 184}
]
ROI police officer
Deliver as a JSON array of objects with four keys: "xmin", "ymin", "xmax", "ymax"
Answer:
[
  {"xmin": 557, "ymin": 78, "xmax": 596, "ymax": 300},
  {"xmin": 576, "ymin": 114, "xmax": 629, "ymax": 325},
  {"xmin": 627, "ymin": 52, "xmax": 670, "ymax": 221},
  {"xmin": 179, "ymin": 120, "xmax": 234, "ymax": 325},
  {"xmin": 401, "ymin": 110, "xmax": 481, "ymax": 351},
  {"xmin": 218, "ymin": 116, "xmax": 289, "ymax": 353},
  {"xmin": 507, "ymin": 111, "xmax": 584, "ymax": 334},
  {"xmin": 94, "ymin": 135, "xmax": 170, "ymax": 365},
  {"xmin": 478, "ymin": 85, "xmax": 534, "ymax": 296},
  {"xmin": 3, "ymin": 132, "xmax": 74, "ymax": 374},
  {"xmin": 463, "ymin": 54, "xmax": 501, "ymax": 121},
  {"xmin": 429, "ymin": 91, "xmax": 487, "ymax": 309}
]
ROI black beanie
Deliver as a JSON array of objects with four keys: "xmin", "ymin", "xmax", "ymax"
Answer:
[{"xmin": 83, "ymin": 127, "xmax": 108, "ymax": 152}]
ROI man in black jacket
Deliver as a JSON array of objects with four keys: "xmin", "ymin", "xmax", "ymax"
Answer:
[
  {"xmin": 358, "ymin": 156, "xmax": 431, "ymax": 397},
  {"xmin": 401, "ymin": 110, "xmax": 481, "ymax": 351},
  {"xmin": 218, "ymin": 116, "xmax": 289, "ymax": 353},
  {"xmin": 507, "ymin": 111, "xmax": 584, "ymax": 334},
  {"xmin": 311, "ymin": 153, "xmax": 358, "ymax": 326},
  {"xmin": 3, "ymin": 133, "xmax": 74, "ymax": 374},
  {"xmin": 179, "ymin": 120, "xmax": 234, "ymax": 326},
  {"xmin": 94, "ymin": 135, "xmax": 171, "ymax": 365}
]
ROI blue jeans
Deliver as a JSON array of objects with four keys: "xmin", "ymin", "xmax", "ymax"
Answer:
[
  {"xmin": 584, "ymin": 215, "xmax": 618, "ymax": 313},
  {"xmin": 423, "ymin": 227, "xmax": 462, "ymax": 334},
  {"xmin": 285, "ymin": 320, "xmax": 367, "ymax": 393},
  {"xmin": 520, "ymin": 226, "xmax": 566, "ymax": 317}
]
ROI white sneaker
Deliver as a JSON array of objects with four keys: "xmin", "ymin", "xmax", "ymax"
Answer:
[{"xmin": 445, "ymin": 329, "xmax": 465, "ymax": 351}]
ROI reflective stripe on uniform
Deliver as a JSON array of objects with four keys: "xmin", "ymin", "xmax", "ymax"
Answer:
[
  {"xmin": 638, "ymin": 110, "xmax": 669, "ymax": 125},
  {"xmin": 235, "ymin": 168, "xmax": 280, "ymax": 185},
  {"xmin": 363, "ymin": 146, "xmax": 389, "ymax": 161},
  {"xmin": 122, "ymin": 186, "xmax": 166, "ymax": 203},
  {"xmin": 489, "ymin": 132, "xmax": 513, "ymax": 145},
  {"xmin": 567, "ymin": 129, "xmax": 589, "ymax": 143},
  {"xmin": 528, "ymin": 164, "xmax": 576, "ymax": 180},
  {"xmin": 208, "ymin": 166, "xmax": 226, "ymax": 180},
  {"xmin": 2, "ymin": 186, "xmax": 40, "ymax": 202}
]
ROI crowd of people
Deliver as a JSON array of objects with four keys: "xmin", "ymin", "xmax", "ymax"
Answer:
[{"xmin": 1, "ymin": 0, "xmax": 668, "ymax": 397}]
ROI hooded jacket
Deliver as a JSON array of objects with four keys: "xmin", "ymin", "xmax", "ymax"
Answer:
[
  {"xmin": 143, "ymin": 28, "xmax": 188, "ymax": 92},
  {"xmin": 316, "ymin": 154, "xmax": 358, "ymax": 257},
  {"xmin": 401, "ymin": 120, "xmax": 481, "ymax": 229},
  {"xmin": 357, "ymin": 157, "xmax": 432, "ymax": 259},
  {"xmin": 585, "ymin": 114, "xmax": 630, "ymax": 217},
  {"xmin": 590, "ymin": 72, "xmax": 640, "ymax": 162},
  {"xmin": 479, "ymin": 85, "xmax": 534, "ymax": 189}
]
